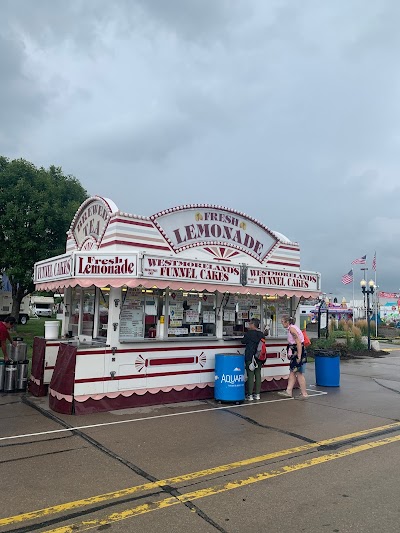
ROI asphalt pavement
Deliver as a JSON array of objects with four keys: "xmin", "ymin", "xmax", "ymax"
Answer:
[{"xmin": 1, "ymin": 344, "xmax": 400, "ymax": 533}]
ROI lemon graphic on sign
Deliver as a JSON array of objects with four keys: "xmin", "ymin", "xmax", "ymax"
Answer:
[
  {"xmin": 240, "ymin": 221, "xmax": 246, "ymax": 230},
  {"xmin": 195, "ymin": 212, "xmax": 203, "ymax": 221}
]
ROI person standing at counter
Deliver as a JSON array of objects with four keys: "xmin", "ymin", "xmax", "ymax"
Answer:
[
  {"xmin": 278, "ymin": 316, "xmax": 308, "ymax": 399},
  {"xmin": 241, "ymin": 318, "xmax": 264, "ymax": 401},
  {"xmin": 0, "ymin": 316, "xmax": 17, "ymax": 362}
]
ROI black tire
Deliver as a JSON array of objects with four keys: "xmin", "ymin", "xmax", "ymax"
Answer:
[{"xmin": 19, "ymin": 315, "xmax": 28, "ymax": 325}]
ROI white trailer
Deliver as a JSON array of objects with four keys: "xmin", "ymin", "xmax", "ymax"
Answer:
[
  {"xmin": 30, "ymin": 295, "xmax": 54, "ymax": 318},
  {"xmin": 0, "ymin": 291, "xmax": 31, "ymax": 324}
]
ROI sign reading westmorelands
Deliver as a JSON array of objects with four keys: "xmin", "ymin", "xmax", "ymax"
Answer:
[
  {"xmin": 34, "ymin": 254, "xmax": 73, "ymax": 283},
  {"xmin": 247, "ymin": 268, "xmax": 319, "ymax": 291},
  {"xmin": 152, "ymin": 206, "xmax": 277, "ymax": 260},
  {"xmin": 75, "ymin": 254, "xmax": 138, "ymax": 277},
  {"xmin": 142, "ymin": 255, "xmax": 241, "ymax": 284},
  {"xmin": 142, "ymin": 255, "xmax": 319, "ymax": 291}
]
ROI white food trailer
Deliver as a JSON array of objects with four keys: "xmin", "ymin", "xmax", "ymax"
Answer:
[{"xmin": 29, "ymin": 196, "xmax": 321, "ymax": 415}]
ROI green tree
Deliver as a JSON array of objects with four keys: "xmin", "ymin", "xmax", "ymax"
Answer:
[{"xmin": 0, "ymin": 157, "xmax": 88, "ymax": 319}]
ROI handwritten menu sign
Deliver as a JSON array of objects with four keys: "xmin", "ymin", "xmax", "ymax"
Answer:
[
  {"xmin": 119, "ymin": 288, "xmax": 145, "ymax": 340},
  {"xmin": 276, "ymin": 299, "xmax": 290, "ymax": 337}
]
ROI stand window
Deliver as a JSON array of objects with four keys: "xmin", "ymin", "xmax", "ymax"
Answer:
[{"xmin": 167, "ymin": 290, "xmax": 216, "ymax": 337}]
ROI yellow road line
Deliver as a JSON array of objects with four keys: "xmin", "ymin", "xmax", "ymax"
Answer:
[
  {"xmin": 45, "ymin": 432, "xmax": 400, "ymax": 533},
  {"xmin": 1, "ymin": 421, "xmax": 400, "ymax": 527}
]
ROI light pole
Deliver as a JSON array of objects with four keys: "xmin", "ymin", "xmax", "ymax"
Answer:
[
  {"xmin": 317, "ymin": 296, "xmax": 329, "ymax": 339},
  {"xmin": 360, "ymin": 279, "xmax": 375, "ymax": 350},
  {"xmin": 360, "ymin": 268, "xmax": 368, "ymax": 318}
]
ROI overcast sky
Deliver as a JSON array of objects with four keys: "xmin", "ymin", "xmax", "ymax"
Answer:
[{"xmin": 1, "ymin": 0, "xmax": 399, "ymax": 299}]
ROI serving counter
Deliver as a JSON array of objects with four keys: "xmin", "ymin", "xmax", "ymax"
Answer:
[{"xmin": 31, "ymin": 336, "xmax": 289, "ymax": 414}]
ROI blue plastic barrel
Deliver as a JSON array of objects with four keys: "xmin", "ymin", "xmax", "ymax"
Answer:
[
  {"xmin": 214, "ymin": 353, "xmax": 245, "ymax": 402},
  {"xmin": 314, "ymin": 350, "xmax": 340, "ymax": 387}
]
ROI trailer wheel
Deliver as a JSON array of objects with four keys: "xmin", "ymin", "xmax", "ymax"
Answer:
[{"xmin": 19, "ymin": 315, "xmax": 28, "ymax": 325}]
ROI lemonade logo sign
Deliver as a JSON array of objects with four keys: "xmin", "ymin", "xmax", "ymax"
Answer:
[{"xmin": 152, "ymin": 206, "xmax": 277, "ymax": 260}]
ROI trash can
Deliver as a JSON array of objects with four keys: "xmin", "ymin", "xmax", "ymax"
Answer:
[
  {"xmin": 0, "ymin": 361, "xmax": 5, "ymax": 391},
  {"xmin": 314, "ymin": 350, "xmax": 340, "ymax": 387},
  {"xmin": 214, "ymin": 353, "xmax": 245, "ymax": 402},
  {"xmin": 4, "ymin": 361, "xmax": 17, "ymax": 393},
  {"xmin": 16, "ymin": 360, "xmax": 29, "ymax": 391},
  {"xmin": 8, "ymin": 337, "xmax": 28, "ymax": 362}
]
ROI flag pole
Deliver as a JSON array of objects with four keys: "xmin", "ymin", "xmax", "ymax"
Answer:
[
  {"xmin": 375, "ymin": 256, "xmax": 378, "ymax": 337},
  {"xmin": 352, "ymin": 273, "xmax": 355, "ymax": 324}
]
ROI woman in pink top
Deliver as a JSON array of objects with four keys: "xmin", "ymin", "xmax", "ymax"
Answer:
[{"xmin": 278, "ymin": 315, "xmax": 308, "ymax": 399}]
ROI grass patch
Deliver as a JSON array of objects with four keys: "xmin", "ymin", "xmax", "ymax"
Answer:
[{"xmin": 9, "ymin": 318, "xmax": 59, "ymax": 361}]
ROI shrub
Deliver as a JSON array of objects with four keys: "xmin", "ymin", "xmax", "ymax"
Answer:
[
  {"xmin": 311, "ymin": 337, "xmax": 336, "ymax": 350},
  {"xmin": 355, "ymin": 320, "xmax": 368, "ymax": 335},
  {"xmin": 338, "ymin": 319, "xmax": 351, "ymax": 331},
  {"xmin": 351, "ymin": 334, "xmax": 365, "ymax": 351}
]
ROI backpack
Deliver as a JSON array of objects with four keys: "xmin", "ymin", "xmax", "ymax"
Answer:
[{"xmin": 255, "ymin": 337, "xmax": 267, "ymax": 361}]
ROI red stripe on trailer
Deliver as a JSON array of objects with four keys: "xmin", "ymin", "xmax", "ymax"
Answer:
[
  {"xmin": 148, "ymin": 357, "xmax": 196, "ymax": 366},
  {"xmin": 100, "ymin": 240, "xmax": 171, "ymax": 250},
  {"xmin": 75, "ymin": 368, "xmax": 212, "ymax": 383},
  {"xmin": 74, "ymin": 362, "xmax": 289, "ymax": 384},
  {"xmin": 278, "ymin": 245, "xmax": 299, "ymax": 251},
  {"xmin": 267, "ymin": 260, "xmax": 300, "ymax": 267},
  {"xmin": 109, "ymin": 218, "xmax": 154, "ymax": 228},
  {"xmin": 75, "ymin": 344, "xmax": 245, "ymax": 355}
]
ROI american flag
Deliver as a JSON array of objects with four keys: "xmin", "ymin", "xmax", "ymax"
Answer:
[
  {"xmin": 351, "ymin": 254, "xmax": 367, "ymax": 265},
  {"xmin": 341, "ymin": 269, "xmax": 353, "ymax": 285},
  {"xmin": 372, "ymin": 252, "xmax": 376, "ymax": 272}
]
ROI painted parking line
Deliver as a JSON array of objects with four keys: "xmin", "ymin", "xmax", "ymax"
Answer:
[
  {"xmin": 0, "ymin": 390, "xmax": 327, "ymax": 443},
  {"xmin": 1, "ymin": 420, "xmax": 400, "ymax": 528},
  {"xmin": 43, "ymin": 432, "xmax": 400, "ymax": 533}
]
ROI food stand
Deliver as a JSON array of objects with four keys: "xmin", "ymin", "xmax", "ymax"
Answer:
[{"xmin": 29, "ymin": 196, "xmax": 321, "ymax": 414}]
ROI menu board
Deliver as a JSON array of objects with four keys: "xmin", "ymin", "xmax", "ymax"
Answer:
[
  {"xmin": 169, "ymin": 320, "xmax": 182, "ymax": 327},
  {"xmin": 249, "ymin": 305, "xmax": 261, "ymax": 321},
  {"xmin": 276, "ymin": 298, "xmax": 291, "ymax": 337},
  {"xmin": 203, "ymin": 310, "xmax": 216, "ymax": 324},
  {"xmin": 185, "ymin": 310, "xmax": 199, "ymax": 323},
  {"xmin": 169, "ymin": 304, "xmax": 183, "ymax": 320},
  {"xmin": 119, "ymin": 288, "xmax": 145, "ymax": 340},
  {"xmin": 168, "ymin": 328, "xmax": 189, "ymax": 336},
  {"xmin": 223, "ymin": 310, "xmax": 236, "ymax": 322}
]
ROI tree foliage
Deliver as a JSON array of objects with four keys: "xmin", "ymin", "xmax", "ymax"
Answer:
[{"xmin": 0, "ymin": 156, "xmax": 88, "ymax": 317}]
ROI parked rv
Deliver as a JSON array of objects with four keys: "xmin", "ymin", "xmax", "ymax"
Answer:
[
  {"xmin": 0, "ymin": 291, "xmax": 30, "ymax": 324},
  {"xmin": 30, "ymin": 296, "xmax": 54, "ymax": 317}
]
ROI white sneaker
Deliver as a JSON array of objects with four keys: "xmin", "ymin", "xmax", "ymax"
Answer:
[
  {"xmin": 245, "ymin": 395, "xmax": 254, "ymax": 401},
  {"xmin": 254, "ymin": 394, "xmax": 260, "ymax": 400},
  {"xmin": 277, "ymin": 391, "xmax": 293, "ymax": 398}
]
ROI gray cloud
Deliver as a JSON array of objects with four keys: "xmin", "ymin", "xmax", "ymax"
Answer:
[
  {"xmin": 1, "ymin": 0, "xmax": 400, "ymax": 297},
  {"xmin": 0, "ymin": 33, "xmax": 48, "ymax": 150}
]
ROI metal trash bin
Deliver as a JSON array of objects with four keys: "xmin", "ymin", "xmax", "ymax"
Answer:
[
  {"xmin": 8, "ymin": 337, "xmax": 28, "ymax": 362},
  {"xmin": 214, "ymin": 353, "xmax": 245, "ymax": 402},
  {"xmin": 314, "ymin": 350, "xmax": 340, "ymax": 387},
  {"xmin": 0, "ymin": 361, "xmax": 4, "ymax": 391},
  {"xmin": 4, "ymin": 361, "xmax": 17, "ymax": 393},
  {"xmin": 16, "ymin": 360, "xmax": 29, "ymax": 391}
]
